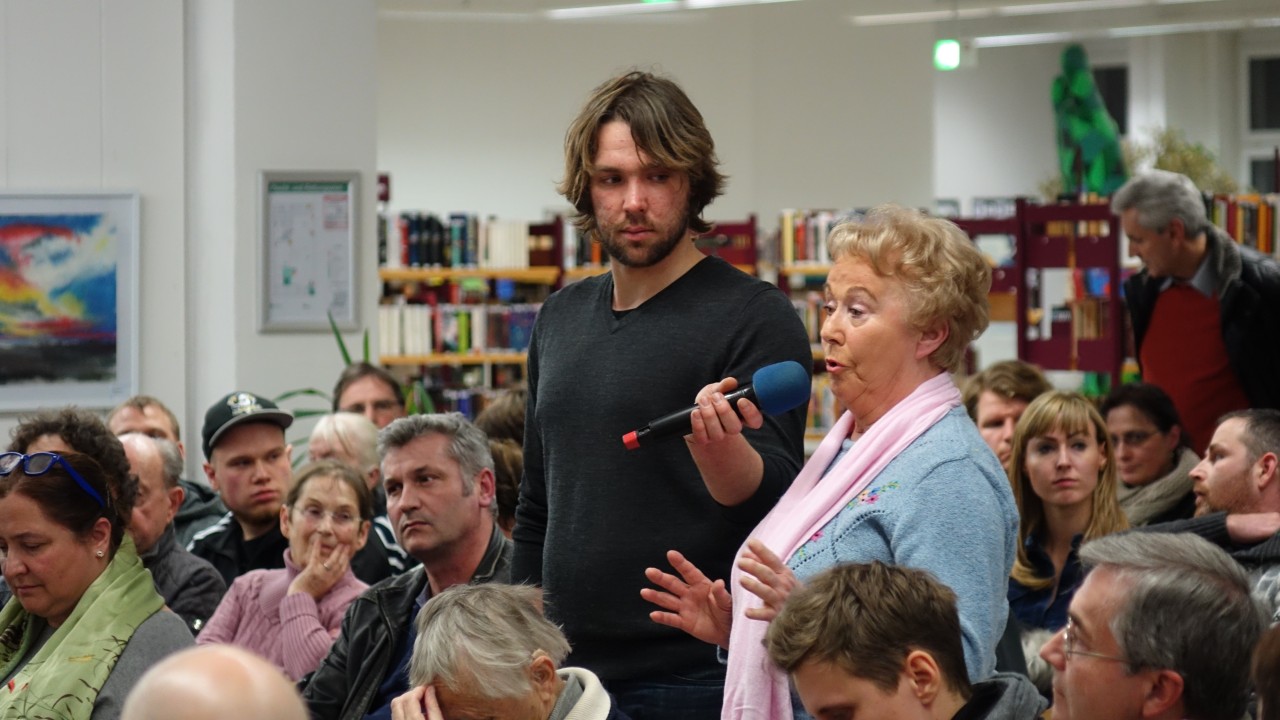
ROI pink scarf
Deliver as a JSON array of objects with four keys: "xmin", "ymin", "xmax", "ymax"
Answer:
[{"xmin": 722, "ymin": 372, "xmax": 961, "ymax": 720}]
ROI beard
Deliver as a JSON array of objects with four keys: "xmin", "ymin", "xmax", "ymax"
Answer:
[{"xmin": 597, "ymin": 206, "xmax": 693, "ymax": 269}]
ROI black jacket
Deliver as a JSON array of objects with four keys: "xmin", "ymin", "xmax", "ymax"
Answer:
[
  {"xmin": 186, "ymin": 513, "xmax": 289, "ymax": 588},
  {"xmin": 1125, "ymin": 225, "xmax": 1280, "ymax": 411},
  {"xmin": 302, "ymin": 526, "xmax": 512, "ymax": 720},
  {"xmin": 142, "ymin": 525, "xmax": 227, "ymax": 635}
]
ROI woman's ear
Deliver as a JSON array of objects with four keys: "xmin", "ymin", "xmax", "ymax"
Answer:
[{"xmin": 916, "ymin": 322, "xmax": 950, "ymax": 362}]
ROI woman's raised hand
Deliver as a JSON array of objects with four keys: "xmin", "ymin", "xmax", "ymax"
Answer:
[
  {"xmin": 737, "ymin": 538, "xmax": 801, "ymax": 622},
  {"xmin": 288, "ymin": 534, "xmax": 353, "ymax": 600},
  {"xmin": 641, "ymin": 549, "xmax": 734, "ymax": 649}
]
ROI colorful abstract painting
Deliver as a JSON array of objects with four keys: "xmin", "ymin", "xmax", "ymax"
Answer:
[{"xmin": 0, "ymin": 193, "xmax": 137, "ymax": 410}]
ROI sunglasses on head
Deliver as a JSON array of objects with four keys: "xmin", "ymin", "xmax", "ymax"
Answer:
[{"xmin": 0, "ymin": 452, "xmax": 107, "ymax": 508}]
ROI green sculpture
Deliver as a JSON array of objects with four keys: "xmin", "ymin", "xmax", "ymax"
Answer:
[{"xmin": 1052, "ymin": 44, "xmax": 1127, "ymax": 196}]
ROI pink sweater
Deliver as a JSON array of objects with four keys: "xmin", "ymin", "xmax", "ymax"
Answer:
[{"xmin": 196, "ymin": 550, "xmax": 368, "ymax": 680}]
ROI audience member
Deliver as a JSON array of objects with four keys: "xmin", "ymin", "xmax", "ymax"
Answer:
[
  {"xmin": 1254, "ymin": 625, "xmax": 1280, "ymax": 720},
  {"xmin": 1008, "ymin": 391, "xmax": 1129, "ymax": 632},
  {"xmin": 119, "ymin": 432, "xmax": 226, "ymax": 635},
  {"xmin": 310, "ymin": 412, "xmax": 412, "ymax": 577},
  {"xmin": 962, "ymin": 360, "xmax": 1053, "ymax": 468},
  {"xmin": 765, "ymin": 562, "xmax": 1046, "ymax": 720},
  {"xmin": 122, "ymin": 645, "xmax": 308, "ymax": 720},
  {"xmin": 5, "ymin": 407, "xmax": 136, "ymax": 609},
  {"xmin": 198, "ymin": 461, "xmax": 370, "ymax": 681},
  {"xmin": 390, "ymin": 584, "xmax": 629, "ymax": 720},
  {"xmin": 1039, "ymin": 532, "xmax": 1266, "ymax": 720},
  {"xmin": 488, "ymin": 437, "xmax": 521, "ymax": 538},
  {"xmin": 1100, "ymin": 383, "xmax": 1198, "ymax": 525},
  {"xmin": 513, "ymin": 70, "xmax": 811, "ymax": 720},
  {"xmin": 1112, "ymin": 169, "xmax": 1280, "ymax": 451},
  {"xmin": 304, "ymin": 413, "xmax": 512, "ymax": 720},
  {"xmin": 1137, "ymin": 408, "xmax": 1280, "ymax": 618},
  {"xmin": 643, "ymin": 206, "xmax": 1017, "ymax": 720},
  {"xmin": 108, "ymin": 395, "xmax": 228, "ymax": 545},
  {"xmin": 1005, "ymin": 390, "xmax": 1128, "ymax": 692},
  {"xmin": 188, "ymin": 391, "xmax": 293, "ymax": 587},
  {"xmin": 333, "ymin": 362, "xmax": 407, "ymax": 429},
  {"xmin": 474, "ymin": 386, "xmax": 527, "ymax": 445},
  {"xmin": 0, "ymin": 449, "xmax": 192, "ymax": 718}
]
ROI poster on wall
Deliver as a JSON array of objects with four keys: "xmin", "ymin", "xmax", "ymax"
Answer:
[
  {"xmin": 259, "ymin": 171, "xmax": 359, "ymax": 332},
  {"xmin": 0, "ymin": 192, "xmax": 140, "ymax": 411}
]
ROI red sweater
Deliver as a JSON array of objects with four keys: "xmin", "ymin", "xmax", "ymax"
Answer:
[{"xmin": 1140, "ymin": 284, "xmax": 1249, "ymax": 452}]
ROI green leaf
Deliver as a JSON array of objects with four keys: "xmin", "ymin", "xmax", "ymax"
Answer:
[
  {"xmin": 329, "ymin": 311, "xmax": 352, "ymax": 366},
  {"xmin": 362, "ymin": 330, "xmax": 371, "ymax": 363},
  {"xmin": 275, "ymin": 388, "xmax": 330, "ymax": 403}
]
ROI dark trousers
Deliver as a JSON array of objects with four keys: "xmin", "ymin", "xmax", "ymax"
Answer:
[{"xmin": 604, "ymin": 664, "xmax": 726, "ymax": 720}]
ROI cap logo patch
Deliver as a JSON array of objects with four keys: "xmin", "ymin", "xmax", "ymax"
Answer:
[{"xmin": 227, "ymin": 392, "xmax": 264, "ymax": 416}]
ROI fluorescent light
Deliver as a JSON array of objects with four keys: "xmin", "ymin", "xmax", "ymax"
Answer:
[
  {"xmin": 995, "ymin": 0, "xmax": 1146, "ymax": 16},
  {"xmin": 971, "ymin": 30, "xmax": 1079, "ymax": 47},
  {"xmin": 850, "ymin": 8, "xmax": 994, "ymax": 25},
  {"xmin": 969, "ymin": 14, "xmax": 1280, "ymax": 47},
  {"xmin": 546, "ymin": 2, "xmax": 682, "ymax": 19},
  {"xmin": 850, "ymin": 0, "xmax": 1237, "ymax": 26},
  {"xmin": 686, "ymin": 0, "xmax": 799, "ymax": 8}
]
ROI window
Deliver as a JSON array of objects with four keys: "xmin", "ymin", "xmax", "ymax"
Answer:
[
  {"xmin": 1251, "ymin": 157, "xmax": 1277, "ymax": 194},
  {"xmin": 1249, "ymin": 57, "xmax": 1280, "ymax": 131},
  {"xmin": 1093, "ymin": 66, "xmax": 1128, "ymax": 136}
]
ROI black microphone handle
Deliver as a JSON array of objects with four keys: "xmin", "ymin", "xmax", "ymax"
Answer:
[{"xmin": 643, "ymin": 383, "xmax": 758, "ymax": 439}]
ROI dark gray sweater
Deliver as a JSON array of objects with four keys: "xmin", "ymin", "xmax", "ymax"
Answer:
[{"xmin": 513, "ymin": 256, "xmax": 811, "ymax": 681}]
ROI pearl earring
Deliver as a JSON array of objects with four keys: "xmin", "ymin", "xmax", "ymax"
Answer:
[{"xmin": 95, "ymin": 550, "xmax": 105, "ymax": 558}]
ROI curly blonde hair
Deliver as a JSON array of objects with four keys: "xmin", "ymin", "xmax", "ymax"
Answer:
[{"xmin": 826, "ymin": 205, "xmax": 991, "ymax": 373}]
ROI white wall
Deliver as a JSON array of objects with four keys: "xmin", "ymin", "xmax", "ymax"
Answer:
[
  {"xmin": 189, "ymin": 0, "xmax": 379, "ymax": 462},
  {"xmin": 0, "ymin": 1, "xmax": 377, "ymax": 476},
  {"xmin": 0, "ymin": 0, "xmax": 186, "ymax": 444},
  {"xmin": 377, "ymin": 3, "xmax": 936, "ymax": 235}
]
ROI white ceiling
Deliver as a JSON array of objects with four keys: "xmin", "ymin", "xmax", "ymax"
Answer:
[{"xmin": 377, "ymin": 0, "xmax": 1280, "ymax": 45}]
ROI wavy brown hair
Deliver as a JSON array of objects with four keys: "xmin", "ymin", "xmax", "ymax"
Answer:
[{"xmin": 558, "ymin": 70, "xmax": 726, "ymax": 241}]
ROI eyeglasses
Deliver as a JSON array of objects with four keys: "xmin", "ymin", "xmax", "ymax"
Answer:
[
  {"xmin": 1109, "ymin": 430, "xmax": 1156, "ymax": 447},
  {"xmin": 1062, "ymin": 618, "xmax": 1128, "ymax": 663},
  {"xmin": 292, "ymin": 505, "xmax": 358, "ymax": 528},
  {"xmin": 0, "ymin": 452, "xmax": 106, "ymax": 508}
]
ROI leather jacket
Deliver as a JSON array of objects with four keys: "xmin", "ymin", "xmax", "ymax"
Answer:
[{"xmin": 302, "ymin": 525, "xmax": 512, "ymax": 720}]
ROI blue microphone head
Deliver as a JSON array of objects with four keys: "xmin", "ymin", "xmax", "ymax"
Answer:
[{"xmin": 751, "ymin": 361, "xmax": 812, "ymax": 415}]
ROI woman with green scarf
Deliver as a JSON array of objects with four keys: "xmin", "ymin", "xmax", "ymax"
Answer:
[{"xmin": 0, "ymin": 450, "xmax": 193, "ymax": 720}]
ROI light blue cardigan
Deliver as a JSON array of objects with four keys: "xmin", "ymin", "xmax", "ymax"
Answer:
[{"xmin": 786, "ymin": 407, "xmax": 1018, "ymax": 681}]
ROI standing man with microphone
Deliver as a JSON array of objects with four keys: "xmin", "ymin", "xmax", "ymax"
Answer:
[{"xmin": 512, "ymin": 70, "xmax": 811, "ymax": 720}]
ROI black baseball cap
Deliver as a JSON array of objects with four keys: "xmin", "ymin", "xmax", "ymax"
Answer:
[{"xmin": 202, "ymin": 391, "xmax": 294, "ymax": 459}]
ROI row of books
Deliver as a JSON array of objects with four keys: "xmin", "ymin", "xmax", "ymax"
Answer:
[
  {"xmin": 807, "ymin": 373, "xmax": 841, "ymax": 437},
  {"xmin": 377, "ymin": 302, "xmax": 540, "ymax": 358},
  {"xmin": 792, "ymin": 293, "xmax": 825, "ymax": 345},
  {"xmin": 1210, "ymin": 193, "xmax": 1280, "ymax": 255},
  {"xmin": 378, "ymin": 212, "xmax": 538, "ymax": 269},
  {"xmin": 776, "ymin": 209, "xmax": 856, "ymax": 267}
]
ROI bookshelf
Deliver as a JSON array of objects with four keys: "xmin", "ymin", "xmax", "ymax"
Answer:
[
  {"xmin": 377, "ymin": 211, "xmax": 565, "ymax": 417},
  {"xmin": 1208, "ymin": 192, "xmax": 1280, "ymax": 256},
  {"xmin": 1015, "ymin": 198, "xmax": 1124, "ymax": 388},
  {"xmin": 376, "ymin": 212, "xmax": 763, "ymax": 417}
]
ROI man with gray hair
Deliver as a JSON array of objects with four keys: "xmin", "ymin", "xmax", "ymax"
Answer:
[
  {"xmin": 1039, "ymin": 532, "xmax": 1266, "ymax": 720},
  {"xmin": 304, "ymin": 412, "xmax": 512, "ymax": 720},
  {"xmin": 120, "ymin": 432, "xmax": 226, "ymax": 635},
  {"xmin": 389, "ymin": 584, "xmax": 628, "ymax": 720},
  {"xmin": 1112, "ymin": 169, "xmax": 1280, "ymax": 451}
]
